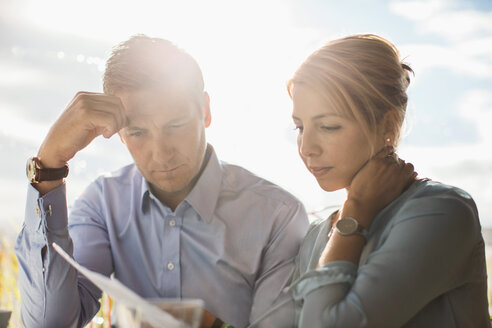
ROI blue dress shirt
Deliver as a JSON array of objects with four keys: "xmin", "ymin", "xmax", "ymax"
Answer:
[{"xmin": 15, "ymin": 145, "xmax": 309, "ymax": 328}]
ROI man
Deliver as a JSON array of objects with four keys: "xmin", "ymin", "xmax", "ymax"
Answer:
[{"xmin": 15, "ymin": 35, "xmax": 308, "ymax": 328}]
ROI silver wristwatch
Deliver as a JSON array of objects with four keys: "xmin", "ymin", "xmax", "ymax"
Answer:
[{"xmin": 335, "ymin": 217, "xmax": 368, "ymax": 241}]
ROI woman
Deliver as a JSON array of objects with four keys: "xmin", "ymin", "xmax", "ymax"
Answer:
[{"xmin": 284, "ymin": 34, "xmax": 490, "ymax": 327}]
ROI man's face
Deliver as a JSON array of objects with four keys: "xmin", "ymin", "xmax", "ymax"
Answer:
[{"xmin": 117, "ymin": 87, "xmax": 211, "ymax": 207}]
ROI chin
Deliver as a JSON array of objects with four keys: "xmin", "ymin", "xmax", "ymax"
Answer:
[
  {"xmin": 319, "ymin": 185, "xmax": 340, "ymax": 192},
  {"xmin": 155, "ymin": 180, "xmax": 188, "ymax": 193},
  {"xmin": 316, "ymin": 179, "xmax": 346, "ymax": 192}
]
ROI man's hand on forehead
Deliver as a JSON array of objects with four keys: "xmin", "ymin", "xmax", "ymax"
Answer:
[
  {"xmin": 37, "ymin": 91, "xmax": 129, "ymax": 170},
  {"xmin": 75, "ymin": 91, "xmax": 129, "ymax": 135}
]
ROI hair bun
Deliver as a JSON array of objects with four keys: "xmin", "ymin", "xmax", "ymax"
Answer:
[{"xmin": 401, "ymin": 62, "xmax": 413, "ymax": 90}]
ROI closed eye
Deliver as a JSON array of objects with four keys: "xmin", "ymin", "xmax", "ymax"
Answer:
[
  {"xmin": 128, "ymin": 130, "xmax": 145, "ymax": 137},
  {"xmin": 167, "ymin": 120, "xmax": 190, "ymax": 129},
  {"xmin": 321, "ymin": 125, "xmax": 341, "ymax": 131}
]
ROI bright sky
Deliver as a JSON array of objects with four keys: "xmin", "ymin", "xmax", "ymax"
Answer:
[{"xmin": 1, "ymin": 0, "xmax": 492, "ymax": 234}]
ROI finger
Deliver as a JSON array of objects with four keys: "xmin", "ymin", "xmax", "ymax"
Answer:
[
  {"xmin": 72, "ymin": 92, "xmax": 127, "ymax": 131},
  {"xmin": 396, "ymin": 157, "xmax": 406, "ymax": 167},
  {"xmin": 112, "ymin": 97, "xmax": 128, "ymax": 131},
  {"xmin": 385, "ymin": 153, "xmax": 399, "ymax": 164},
  {"xmin": 401, "ymin": 162, "xmax": 417, "ymax": 188},
  {"xmin": 403, "ymin": 162, "xmax": 415, "ymax": 176},
  {"xmin": 105, "ymin": 96, "xmax": 128, "ymax": 132},
  {"xmin": 392, "ymin": 161, "xmax": 412, "ymax": 176},
  {"xmin": 373, "ymin": 145, "xmax": 395, "ymax": 159},
  {"xmin": 82, "ymin": 95, "xmax": 127, "ymax": 131},
  {"xmin": 77, "ymin": 108, "xmax": 123, "ymax": 138},
  {"xmin": 381, "ymin": 153, "xmax": 401, "ymax": 168},
  {"xmin": 84, "ymin": 108, "xmax": 121, "ymax": 137}
]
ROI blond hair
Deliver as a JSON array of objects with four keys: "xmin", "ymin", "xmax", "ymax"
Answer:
[
  {"xmin": 287, "ymin": 34, "xmax": 412, "ymax": 153},
  {"xmin": 103, "ymin": 34, "xmax": 204, "ymax": 103}
]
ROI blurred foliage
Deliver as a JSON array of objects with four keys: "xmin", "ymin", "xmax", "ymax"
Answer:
[
  {"xmin": 89, "ymin": 294, "xmax": 113, "ymax": 328},
  {"xmin": 0, "ymin": 236, "xmax": 113, "ymax": 328},
  {"xmin": 0, "ymin": 237, "xmax": 20, "ymax": 328}
]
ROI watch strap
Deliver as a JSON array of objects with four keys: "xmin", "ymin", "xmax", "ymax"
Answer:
[
  {"xmin": 37, "ymin": 165, "xmax": 69, "ymax": 182},
  {"xmin": 27, "ymin": 157, "xmax": 69, "ymax": 183}
]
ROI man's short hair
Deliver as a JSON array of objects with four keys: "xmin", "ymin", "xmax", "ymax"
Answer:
[{"xmin": 103, "ymin": 34, "xmax": 204, "ymax": 101}]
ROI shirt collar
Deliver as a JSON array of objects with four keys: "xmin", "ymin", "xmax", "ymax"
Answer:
[
  {"xmin": 185, "ymin": 144, "xmax": 222, "ymax": 224},
  {"xmin": 140, "ymin": 178, "xmax": 152, "ymax": 212},
  {"xmin": 140, "ymin": 144, "xmax": 222, "ymax": 223}
]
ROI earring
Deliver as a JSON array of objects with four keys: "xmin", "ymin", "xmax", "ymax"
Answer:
[{"xmin": 385, "ymin": 137, "xmax": 391, "ymax": 144}]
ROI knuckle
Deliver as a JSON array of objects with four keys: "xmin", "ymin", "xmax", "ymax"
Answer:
[
  {"xmin": 75, "ymin": 94, "xmax": 90, "ymax": 107},
  {"xmin": 403, "ymin": 166, "xmax": 414, "ymax": 175},
  {"xmin": 112, "ymin": 116, "xmax": 120, "ymax": 129},
  {"xmin": 79, "ymin": 103, "xmax": 90, "ymax": 114},
  {"xmin": 74, "ymin": 91, "xmax": 90, "ymax": 102}
]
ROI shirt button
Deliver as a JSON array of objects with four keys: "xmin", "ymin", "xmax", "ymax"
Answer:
[
  {"xmin": 167, "ymin": 262, "xmax": 175, "ymax": 271},
  {"xmin": 169, "ymin": 219, "xmax": 176, "ymax": 227}
]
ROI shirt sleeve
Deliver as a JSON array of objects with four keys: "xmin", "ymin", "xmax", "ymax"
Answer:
[
  {"xmin": 293, "ymin": 194, "xmax": 481, "ymax": 328},
  {"xmin": 248, "ymin": 200, "xmax": 309, "ymax": 327},
  {"xmin": 14, "ymin": 183, "xmax": 109, "ymax": 328}
]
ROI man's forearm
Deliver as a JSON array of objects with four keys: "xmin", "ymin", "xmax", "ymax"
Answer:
[{"xmin": 15, "ymin": 184, "xmax": 99, "ymax": 327}]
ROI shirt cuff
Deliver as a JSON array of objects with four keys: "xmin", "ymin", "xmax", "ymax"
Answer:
[
  {"xmin": 286, "ymin": 261, "xmax": 357, "ymax": 301},
  {"xmin": 25, "ymin": 183, "xmax": 68, "ymax": 232}
]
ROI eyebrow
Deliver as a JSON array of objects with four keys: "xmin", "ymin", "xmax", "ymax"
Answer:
[
  {"xmin": 126, "ymin": 126, "xmax": 145, "ymax": 130},
  {"xmin": 292, "ymin": 113, "xmax": 341, "ymax": 121},
  {"xmin": 126, "ymin": 116, "xmax": 190, "ymax": 130}
]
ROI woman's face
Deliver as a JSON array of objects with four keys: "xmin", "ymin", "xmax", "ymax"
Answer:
[{"xmin": 291, "ymin": 84, "xmax": 384, "ymax": 191}]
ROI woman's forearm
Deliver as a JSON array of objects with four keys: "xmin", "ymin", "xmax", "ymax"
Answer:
[{"xmin": 318, "ymin": 199, "xmax": 374, "ymax": 267}]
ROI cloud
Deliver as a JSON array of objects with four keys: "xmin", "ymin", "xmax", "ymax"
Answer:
[
  {"xmin": 390, "ymin": 0, "xmax": 492, "ymax": 41},
  {"xmin": 389, "ymin": 0, "xmax": 447, "ymax": 20},
  {"xmin": 390, "ymin": 0, "xmax": 492, "ymax": 81},
  {"xmin": 0, "ymin": 105, "xmax": 49, "ymax": 146},
  {"xmin": 457, "ymin": 89, "xmax": 492, "ymax": 143},
  {"xmin": 399, "ymin": 41, "xmax": 492, "ymax": 80},
  {"xmin": 399, "ymin": 143, "xmax": 492, "ymax": 226},
  {"xmin": 399, "ymin": 88, "xmax": 492, "ymax": 226},
  {"xmin": 435, "ymin": 159, "xmax": 492, "ymax": 227},
  {"xmin": 0, "ymin": 62, "xmax": 46, "ymax": 87}
]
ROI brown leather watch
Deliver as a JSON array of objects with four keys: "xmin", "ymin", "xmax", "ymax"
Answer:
[{"xmin": 26, "ymin": 157, "xmax": 69, "ymax": 183}]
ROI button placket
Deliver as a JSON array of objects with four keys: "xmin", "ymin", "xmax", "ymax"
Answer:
[
  {"xmin": 166, "ymin": 217, "xmax": 177, "ymax": 271},
  {"xmin": 160, "ymin": 212, "xmax": 182, "ymax": 297}
]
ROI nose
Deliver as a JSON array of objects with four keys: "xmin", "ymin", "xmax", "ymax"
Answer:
[
  {"xmin": 151, "ymin": 132, "xmax": 175, "ymax": 164},
  {"xmin": 298, "ymin": 126, "xmax": 321, "ymax": 158}
]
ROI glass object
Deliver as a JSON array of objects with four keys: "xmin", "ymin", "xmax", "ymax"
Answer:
[{"xmin": 114, "ymin": 298, "xmax": 203, "ymax": 328}]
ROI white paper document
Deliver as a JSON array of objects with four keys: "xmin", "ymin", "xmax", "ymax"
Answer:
[{"xmin": 52, "ymin": 242, "xmax": 184, "ymax": 328}]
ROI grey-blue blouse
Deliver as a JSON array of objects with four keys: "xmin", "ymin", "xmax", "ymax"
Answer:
[{"xmin": 287, "ymin": 179, "xmax": 490, "ymax": 327}]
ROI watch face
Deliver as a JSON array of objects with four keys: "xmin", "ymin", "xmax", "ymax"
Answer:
[
  {"xmin": 336, "ymin": 217, "xmax": 358, "ymax": 235},
  {"xmin": 26, "ymin": 158, "xmax": 37, "ymax": 183}
]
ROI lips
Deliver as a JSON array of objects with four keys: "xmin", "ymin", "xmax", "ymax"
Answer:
[
  {"xmin": 308, "ymin": 166, "xmax": 333, "ymax": 178},
  {"xmin": 152, "ymin": 165, "xmax": 183, "ymax": 174}
]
